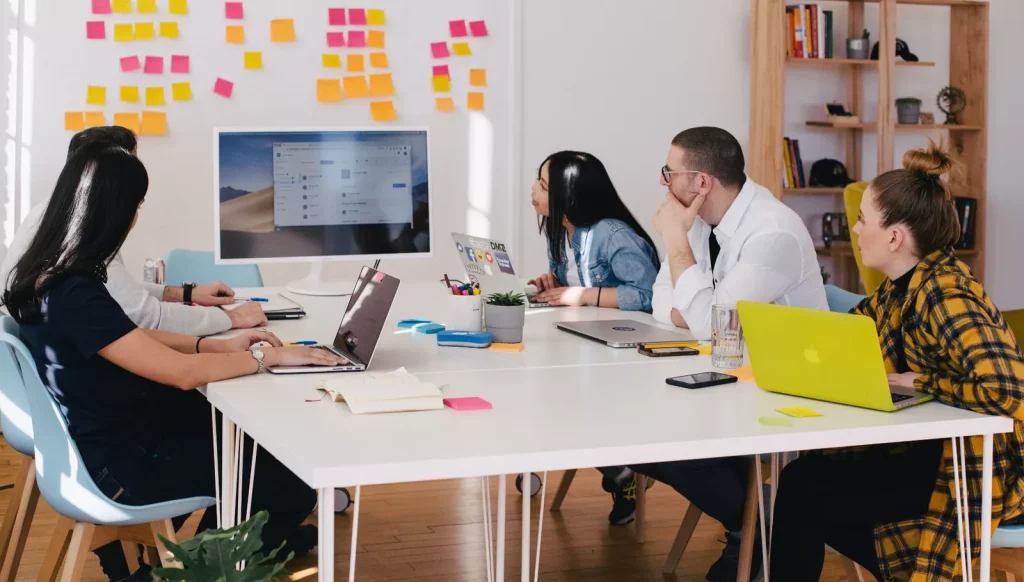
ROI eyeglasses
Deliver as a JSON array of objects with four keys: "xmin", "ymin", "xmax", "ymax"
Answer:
[{"xmin": 661, "ymin": 165, "xmax": 701, "ymax": 183}]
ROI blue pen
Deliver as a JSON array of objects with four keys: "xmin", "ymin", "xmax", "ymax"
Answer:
[
  {"xmin": 236, "ymin": 297, "xmax": 269, "ymax": 302},
  {"xmin": 289, "ymin": 341, "xmax": 318, "ymax": 346}
]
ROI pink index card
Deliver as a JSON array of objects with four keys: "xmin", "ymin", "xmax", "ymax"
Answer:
[
  {"xmin": 443, "ymin": 397, "xmax": 492, "ymax": 411},
  {"xmin": 225, "ymin": 2, "xmax": 244, "ymax": 19},
  {"xmin": 328, "ymin": 8, "xmax": 346, "ymax": 26},
  {"xmin": 92, "ymin": 0, "xmax": 112, "ymax": 14},
  {"xmin": 120, "ymin": 56, "xmax": 141, "ymax": 72},
  {"xmin": 469, "ymin": 20, "xmax": 489, "ymax": 37},
  {"xmin": 170, "ymin": 55, "xmax": 190, "ymax": 74},
  {"xmin": 449, "ymin": 20, "xmax": 467, "ymax": 38},
  {"xmin": 326, "ymin": 32, "xmax": 345, "ymax": 47},
  {"xmin": 214, "ymin": 77, "xmax": 234, "ymax": 98},
  {"xmin": 86, "ymin": 21, "xmax": 106, "ymax": 40},
  {"xmin": 431, "ymin": 42, "xmax": 450, "ymax": 59},
  {"xmin": 143, "ymin": 56, "xmax": 164, "ymax": 74},
  {"xmin": 432, "ymin": 65, "xmax": 450, "ymax": 78},
  {"xmin": 348, "ymin": 8, "xmax": 367, "ymax": 25},
  {"xmin": 348, "ymin": 30, "xmax": 366, "ymax": 48}
]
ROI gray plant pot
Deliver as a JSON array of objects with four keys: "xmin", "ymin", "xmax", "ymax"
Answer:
[
  {"xmin": 846, "ymin": 38, "xmax": 870, "ymax": 60},
  {"xmin": 484, "ymin": 303, "xmax": 526, "ymax": 344},
  {"xmin": 897, "ymin": 102, "xmax": 922, "ymax": 124}
]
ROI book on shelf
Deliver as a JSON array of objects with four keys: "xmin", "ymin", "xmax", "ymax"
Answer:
[
  {"xmin": 793, "ymin": 140, "xmax": 806, "ymax": 188},
  {"xmin": 783, "ymin": 138, "xmax": 794, "ymax": 188},
  {"xmin": 786, "ymin": 4, "xmax": 834, "ymax": 59},
  {"xmin": 782, "ymin": 137, "xmax": 807, "ymax": 188},
  {"xmin": 954, "ymin": 197, "xmax": 977, "ymax": 250}
]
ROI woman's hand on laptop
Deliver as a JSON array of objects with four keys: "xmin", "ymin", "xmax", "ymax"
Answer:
[
  {"xmin": 214, "ymin": 329, "xmax": 283, "ymax": 353},
  {"xmin": 888, "ymin": 372, "xmax": 922, "ymax": 389},
  {"xmin": 263, "ymin": 347, "xmax": 346, "ymax": 368},
  {"xmin": 536, "ymin": 286, "xmax": 589, "ymax": 306},
  {"xmin": 226, "ymin": 302, "xmax": 269, "ymax": 329},
  {"xmin": 528, "ymin": 273, "xmax": 559, "ymax": 293}
]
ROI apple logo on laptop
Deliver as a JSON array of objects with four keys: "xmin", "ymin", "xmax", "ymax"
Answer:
[
  {"xmin": 612, "ymin": 326, "xmax": 636, "ymax": 332},
  {"xmin": 804, "ymin": 348, "xmax": 822, "ymax": 365}
]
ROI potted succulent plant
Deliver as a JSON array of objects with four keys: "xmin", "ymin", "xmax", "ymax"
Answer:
[
  {"xmin": 896, "ymin": 97, "xmax": 923, "ymax": 124},
  {"xmin": 484, "ymin": 292, "xmax": 526, "ymax": 344}
]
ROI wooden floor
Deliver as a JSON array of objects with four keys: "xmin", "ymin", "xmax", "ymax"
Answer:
[{"xmin": 0, "ymin": 438, "xmax": 859, "ymax": 581}]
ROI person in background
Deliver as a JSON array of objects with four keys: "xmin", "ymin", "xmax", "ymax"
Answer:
[
  {"xmin": 2, "ymin": 142, "xmax": 344, "ymax": 581},
  {"xmin": 769, "ymin": 141, "xmax": 1024, "ymax": 581},
  {"xmin": 528, "ymin": 151, "xmax": 660, "ymax": 311},
  {"xmin": 0, "ymin": 126, "xmax": 267, "ymax": 336}
]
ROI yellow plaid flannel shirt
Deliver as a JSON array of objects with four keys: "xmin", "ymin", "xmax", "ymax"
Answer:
[{"xmin": 848, "ymin": 248, "xmax": 1024, "ymax": 581}]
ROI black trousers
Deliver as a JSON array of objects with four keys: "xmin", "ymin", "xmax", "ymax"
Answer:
[
  {"xmin": 769, "ymin": 440, "xmax": 944, "ymax": 581},
  {"xmin": 632, "ymin": 456, "xmax": 751, "ymax": 533}
]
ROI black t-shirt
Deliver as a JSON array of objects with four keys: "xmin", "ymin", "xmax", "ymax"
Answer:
[{"xmin": 891, "ymin": 268, "xmax": 915, "ymax": 374}]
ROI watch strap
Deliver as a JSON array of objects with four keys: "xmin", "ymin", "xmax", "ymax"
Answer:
[{"xmin": 182, "ymin": 282, "xmax": 195, "ymax": 304}]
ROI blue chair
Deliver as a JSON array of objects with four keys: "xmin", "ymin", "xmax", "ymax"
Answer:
[
  {"xmin": 0, "ymin": 316, "xmax": 215, "ymax": 578},
  {"xmin": 825, "ymin": 284, "xmax": 865, "ymax": 314},
  {"xmin": 164, "ymin": 249, "xmax": 263, "ymax": 289},
  {"xmin": 993, "ymin": 524, "xmax": 1024, "ymax": 579}
]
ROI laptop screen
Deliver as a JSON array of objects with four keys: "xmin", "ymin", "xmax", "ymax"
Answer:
[{"xmin": 333, "ymin": 266, "xmax": 401, "ymax": 364}]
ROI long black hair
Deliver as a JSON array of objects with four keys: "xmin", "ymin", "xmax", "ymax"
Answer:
[
  {"xmin": 538, "ymin": 151, "xmax": 658, "ymax": 268},
  {"xmin": 3, "ymin": 142, "xmax": 148, "ymax": 322}
]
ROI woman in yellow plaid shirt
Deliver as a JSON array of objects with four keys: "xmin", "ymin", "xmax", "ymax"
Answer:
[{"xmin": 769, "ymin": 140, "xmax": 1024, "ymax": 581}]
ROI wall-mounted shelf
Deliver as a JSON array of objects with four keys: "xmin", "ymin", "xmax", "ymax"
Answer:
[
  {"xmin": 806, "ymin": 121, "xmax": 984, "ymax": 132},
  {"xmin": 788, "ymin": 57, "xmax": 935, "ymax": 67}
]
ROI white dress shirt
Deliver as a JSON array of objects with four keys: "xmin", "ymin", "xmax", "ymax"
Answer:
[
  {"xmin": 1, "ymin": 203, "xmax": 232, "ymax": 336},
  {"xmin": 651, "ymin": 177, "xmax": 828, "ymax": 340}
]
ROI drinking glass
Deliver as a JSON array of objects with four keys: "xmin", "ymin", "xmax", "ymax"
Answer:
[{"xmin": 711, "ymin": 304, "xmax": 745, "ymax": 369}]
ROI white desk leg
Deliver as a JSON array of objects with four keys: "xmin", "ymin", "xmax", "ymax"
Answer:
[
  {"xmin": 318, "ymin": 487, "xmax": 335, "ymax": 582},
  {"xmin": 521, "ymin": 472, "xmax": 530, "ymax": 582},
  {"xmin": 497, "ymin": 475, "xmax": 506, "ymax": 582},
  {"xmin": 221, "ymin": 417, "xmax": 236, "ymax": 528},
  {"xmin": 211, "ymin": 405, "xmax": 221, "ymax": 529},
  {"xmin": 348, "ymin": 486, "xmax": 361, "ymax": 582},
  {"xmin": 980, "ymin": 433, "xmax": 993, "ymax": 582}
]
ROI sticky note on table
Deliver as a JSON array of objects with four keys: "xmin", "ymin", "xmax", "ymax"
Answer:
[
  {"xmin": 226, "ymin": 25, "xmax": 244, "ymax": 44},
  {"xmin": 328, "ymin": 8, "xmax": 346, "ymax": 26},
  {"xmin": 171, "ymin": 81, "xmax": 191, "ymax": 101},
  {"xmin": 443, "ymin": 397, "xmax": 492, "ymax": 411},
  {"xmin": 435, "ymin": 97, "xmax": 456, "ymax": 112},
  {"xmin": 86, "ymin": 86, "xmax": 106, "ymax": 106},
  {"xmin": 433, "ymin": 64, "xmax": 449, "ymax": 78},
  {"xmin": 348, "ymin": 8, "xmax": 367, "ymax": 25},
  {"xmin": 777, "ymin": 406, "xmax": 823, "ymax": 418},
  {"xmin": 367, "ymin": 9, "xmax": 385, "ymax": 25},
  {"xmin": 346, "ymin": 54, "xmax": 365, "ymax": 73},
  {"xmin": 729, "ymin": 364, "xmax": 756, "ymax": 383},
  {"xmin": 160, "ymin": 21, "xmax": 179, "ymax": 38},
  {"xmin": 452, "ymin": 42, "xmax": 472, "ymax": 56},
  {"xmin": 467, "ymin": 91, "xmax": 484, "ymax": 111},
  {"xmin": 137, "ymin": 0, "xmax": 156, "ymax": 13},
  {"xmin": 120, "ymin": 85, "xmax": 140, "ymax": 102},
  {"xmin": 65, "ymin": 112, "xmax": 85, "ymax": 131},
  {"xmin": 322, "ymin": 54, "xmax": 342, "ymax": 68},
  {"xmin": 168, "ymin": 0, "xmax": 187, "ymax": 15},
  {"xmin": 225, "ymin": 2, "xmax": 244, "ymax": 19},
  {"xmin": 86, "ymin": 21, "xmax": 106, "ymax": 40},
  {"xmin": 469, "ymin": 20, "xmax": 489, "ymax": 37},
  {"xmin": 449, "ymin": 20, "xmax": 467, "ymax": 38},
  {"xmin": 369, "ymin": 52, "xmax": 388, "ymax": 69},
  {"xmin": 145, "ymin": 86, "xmax": 165, "ymax": 106},
  {"xmin": 135, "ymin": 22, "xmax": 155, "ymax": 40},
  {"xmin": 758, "ymin": 416, "xmax": 793, "ymax": 428},
  {"xmin": 432, "ymin": 75, "xmax": 450, "ymax": 93},
  {"xmin": 140, "ymin": 111, "xmax": 167, "ymax": 135},
  {"xmin": 431, "ymin": 42, "xmax": 449, "ymax": 59},
  {"xmin": 348, "ymin": 30, "xmax": 366, "ymax": 48},
  {"xmin": 244, "ymin": 52, "xmax": 262, "ymax": 70},
  {"xmin": 144, "ymin": 56, "xmax": 164, "ymax": 74},
  {"xmin": 270, "ymin": 19, "xmax": 295, "ymax": 42},
  {"xmin": 92, "ymin": 0, "xmax": 112, "ymax": 14},
  {"xmin": 367, "ymin": 30, "xmax": 385, "ymax": 49},
  {"xmin": 113, "ymin": 112, "xmax": 140, "ymax": 132},
  {"xmin": 490, "ymin": 343, "xmax": 524, "ymax": 353},
  {"xmin": 370, "ymin": 101, "xmax": 397, "ymax": 122},
  {"xmin": 343, "ymin": 75, "xmax": 369, "ymax": 99},
  {"xmin": 170, "ymin": 54, "xmax": 189, "ymax": 73},
  {"xmin": 84, "ymin": 111, "xmax": 106, "ymax": 128},
  {"xmin": 326, "ymin": 32, "xmax": 345, "ymax": 47},
  {"xmin": 213, "ymin": 77, "xmax": 234, "ymax": 98},
  {"xmin": 120, "ymin": 56, "xmax": 141, "ymax": 72},
  {"xmin": 316, "ymin": 79, "xmax": 342, "ymax": 103},
  {"xmin": 369, "ymin": 74, "xmax": 394, "ymax": 97},
  {"xmin": 112, "ymin": 0, "xmax": 131, "ymax": 14},
  {"xmin": 469, "ymin": 69, "xmax": 487, "ymax": 87},
  {"xmin": 114, "ymin": 23, "xmax": 134, "ymax": 41}
]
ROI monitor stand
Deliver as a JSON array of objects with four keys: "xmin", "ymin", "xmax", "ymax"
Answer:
[{"xmin": 286, "ymin": 262, "xmax": 353, "ymax": 297}]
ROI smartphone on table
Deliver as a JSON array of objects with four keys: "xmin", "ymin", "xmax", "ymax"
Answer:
[
  {"xmin": 666, "ymin": 372, "xmax": 739, "ymax": 389},
  {"xmin": 638, "ymin": 346, "xmax": 699, "ymax": 357}
]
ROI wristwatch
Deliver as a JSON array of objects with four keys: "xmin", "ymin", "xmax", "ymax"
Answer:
[
  {"xmin": 250, "ymin": 348, "xmax": 266, "ymax": 374},
  {"xmin": 182, "ymin": 282, "xmax": 196, "ymax": 304}
]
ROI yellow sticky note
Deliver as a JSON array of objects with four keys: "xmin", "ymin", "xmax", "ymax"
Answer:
[
  {"xmin": 343, "ymin": 76, "xmax": 369, "ymax": 99},
  {"xmin": 369, "ymin": 74, "xmax": 395, "ymax": 97},
  {"xmin": 347, "ymin": 54, "xmax": 365, "ymax": 73},
  {"xmin": 114, "ymin": 23, "xmax": 134, "ymax": 41},
  {"xmin": 270, "ymin": 19, "xmax": 295, "ymax": 43},
  {"xmin": 490, "ymin": 343, "xmax": 525, "ymax": 352},
  {"xmin": 729, "ymin": 364, "xmax": 756, "ymax": 383},
  {"xmin": 112, "ymin": 0, "xmax": 131, "ymax": 13},
  {"xmin": 225, "ymin": 25, "xmax": 244, "ymax": 44},
  {"xmin": 470, "ymin": 69, "xmax": 487, "ymax": 87},
  {"xmin": 120, "ymin": 85, "xmax": 140, "ymax": 102},
  {"xmin": 137, "ymin": 0, "xmax": 157, "ymax": 14},
  {"xmin": 86, "ymin": 86, "xmax": 106, "ymax": 106},
  {"xmin": 696, "ymin": 344, "xmax": 712, "ymax": 356},
  {"xmin": 317, "ymin": 79, "xmax": 342, "ymax": 103},
  {"xmin": 370, "ymin": 101, "xmax": 397, "ymax": 122},
  {"xmin": 369, "ymin": 52, "xmax": 389, "ymax": 69},
  {"xmin": 244, "ymin": 52, "xmax": 263, "ymax": 70},
  {"xmin": 777, "ymin": 406, "xmax": 823, "ymax": 418},
  {"xmin": 171, "ymin": 82, "xmax": 191, "ymax": 101},
  {"xmin": 467, "ymin": 91, "xmax": 485, "ymax": 111},
  {"xmin": 140, "ymin": 111, "xmax": 167, "ymax": 135},
  {"xmin": 452, "ymin": 42, "xmax": 472, "ymax": 56},
  {"xmin": 84, "ymin": 111, "xmax": 106, "ymax": 128},
  {"xmin": 367, "ymin": 30, "xmax": 385, "ymax": 49},
  {"xmin": 135, "ymin": 22, "xmax": 155, "ymax": 40},
  {"xmin": 435, "ymin": 97, "xmax": 456, "ymax": 112},
  {"xmin": 366, "ymin": 9, "xmax": 385, "ymax": 25},
  {"xmin": 159, "ymin": 21, "xmax": 179, "ymax": 38},
  {"xmin": 322, "ymin": 54, "xmax": 342, "ymax": 68},
  {"xmin": 65, "ymin": 112, "xmax": 85, "ymax": 131},
  {"xmin": 113, "ymin": 112, "xmax": 140, "ymax": 133},
  {"xmin": 145, "ymin": 86, "xmax": 165, "ymax": 106},
  {"xmin": 168, "ymin": 0, "xmax": 187, "ymax": 15},
  {"xmin": 432, "ymin": 75, "xmax": 450, "ymax": 93}
]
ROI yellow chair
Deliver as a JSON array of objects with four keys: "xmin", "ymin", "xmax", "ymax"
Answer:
[
  {"xmin": 1005, "ymin": 309, "xmax": 1024, "ymax": 344},
  {"xmin": 844, "ymin": 182, "xmax": 887, "ymax": 295}
]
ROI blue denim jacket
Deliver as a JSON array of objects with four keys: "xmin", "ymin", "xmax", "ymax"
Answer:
[{"xmin": 548, "ymin": 218, "xmax": 660, "ymax": 312}]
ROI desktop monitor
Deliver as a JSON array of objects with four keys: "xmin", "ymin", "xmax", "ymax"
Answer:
[{"xmin": 214, "ymin": 127, "xmax": 432, "ymax": 295}]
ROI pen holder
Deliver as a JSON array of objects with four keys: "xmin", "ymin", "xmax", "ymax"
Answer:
[{"xmin": 447, "ymin": 294, "xmax": 483, "ymax": 332}]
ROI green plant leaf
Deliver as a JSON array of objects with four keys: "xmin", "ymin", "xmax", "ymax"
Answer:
[{"xmin": 486, "ymin": 291, "xmax": 526, "ymax": 306}]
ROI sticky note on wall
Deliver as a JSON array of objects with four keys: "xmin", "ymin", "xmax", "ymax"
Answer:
[
  {"xmin": 347, "ymin": 54, "xmax": 365, "ymax": 73},
  {"xmin": 168, "ymin": 0, "xmax": 187, "ymax": 15},
  {"xmin": 369, "ymin": 52, "xmax": 388, "ymax": 69},
  {"xmin": 452, "ymin": 42, "xmax": 472, "ymax": 56},
  {"xmin": 432, "ymin": 75, "xmax": 450, "ymax": 93},
  {"xmin": 144, "ymin": 56, "xmax": 164, "ymax": 74},
  {"xmin": 367, "ymin": 9, "xmax": 385, "ymax": 25},
  {"xmin": 469, "ymin": 69, "xmax": 487, "ymax": 86},
  {"xmin": 112, "ymin": 0, "xmax": 131, "ymax": 14},
  {"xmin": 226, "ymin": 25, "xmax": 245, "ymax": 44},
  {"xmin": 449, "ymin": 20, "xmax": 467, "ymax": 37},
  {"xmin": 120, "ymin": 85, "xmax": 140, "ymax": 102},
  {"xmin": 468, "ymin": 92, "xmax": 485, "ymax": 111},
  {"xmin": 120, "ymin": 56, "xmax": 141, "ymax": 72},
  {"xmin": 369, "ymin": 74, "xmax": 394, "ymax": 97},
  {"xmin": 170, "ymin": 55, "xmax": 189, "ymax": 73},
  {"xmin": 171, "ymin": 82, "xmax": 192, "ymax": 100},
  {"xmin": 328, "ymin": 8, "xmax": 346, "ymax": 26},
  {"xmin": 343, "ymin": 76, "xmax": 369, "ymax": 99},
  {"xmin": 348, "ymin": 8, "xmax": 367, "ymax": 25},
  {"xmin": 433, "ymin": 65, "xmax": 449, "ymax": 78},
  {"xmin": 370, "ymin": 101, "xmax": 397, "ymax": 122},
  {"xmin": 84, "ymin": 111, "xmax": 106, "ymax": 128},
  {"xmin": 469, "ymin": 20, "xmax": 489, "ymax": 37},
  {"xmin": 114, "ymin": 23, "xmax": 134, "ymax": 41},
  {"xmin": 431, "ymin": 42, "xmax": 449, "ymax": 59},
  {"xmin": 225, "ymin": 2, "xmax": 244, "ymax": 19},
  {"xmin": 367, "ymin": 30, "xmax": 385, "ymax": 49},
  {"xmin": 214, "ymin": 77, "xmax": 234, "ymax": 98},
  {"xmin": 114, "ymin": 112, "xmax": 140, "ymax": 132},
  {"xmin": 92, "ymin": 0, "xmax": 112, "ymax": 14},
  {"xmin": 135, "ymin": 22, "xmax": 155, "ymax": 40},
  {"xmin": 65, "ymin": 112, "xmax": 85, "ymax": 131},
  {"xmin": 326, "ymin": 32, "xmax": 345, "ymax": 47},
  {"xmin": 140, "ymin": 111, "xmax": 167, "ymax": 135},
  {"xmin": 244, "ymin": 52, "xmax": 263, "ymax": 70},
  {"xmin": 270, "ymin": 19, "xmax": 296, "ymax": 42},
  {"xmin": 86, "ymin": 86, "xmax": 106, "ymax": 105},
  {"xmin": 348, "ymin": 30, "xmax": 366, "ymax": 48},
  {"xmin": 86, "ymin": 21, "xmax": 106, "ymax": 39},
  {"xmin": 137, "ymin": 0, "xmax": 156, "ymax": 13},
  {"xmin": 322, "ymin": 54, "xmax": 341, "ymax": 68},
  {"xmin": 160, "ymin": 21, "xmax": 179, "ymax": 38},
  {"xmin": 435, "ymin": 97, "xmax": 456, "ymax": 112},
  {"xmin": 317, "ymin": 79, "xmax": 342, "ymax": 103},
  {"xmin": 145, "ymin": 86, "xmax": 165, "ymax": 106}
]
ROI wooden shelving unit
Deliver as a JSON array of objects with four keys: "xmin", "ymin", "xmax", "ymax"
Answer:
[{"xmin": 749, "ymin": 0, "xmax": 989, "ymax": 291}]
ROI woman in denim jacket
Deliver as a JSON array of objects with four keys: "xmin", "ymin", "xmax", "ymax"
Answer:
[{"xmin": 528, "ymin": 151, "xmax": 660, "ymax": 312}]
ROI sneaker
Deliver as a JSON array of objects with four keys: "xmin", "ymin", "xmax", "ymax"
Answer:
[
  {"xmin": 705, "ymin": 530, "xmax": 762, "ymax": 582},
  {"xmin": 279, "ymin": 524, "xmax": 318, "ymax": 559},
  {"xmin": 601, "ymin": 473, "xmax": 654, "ymax": 526}
]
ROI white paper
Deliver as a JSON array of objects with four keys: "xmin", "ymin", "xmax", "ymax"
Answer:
[{"xmin": 317, "ymin": 368, "xmax": 444, "ymax": 414}]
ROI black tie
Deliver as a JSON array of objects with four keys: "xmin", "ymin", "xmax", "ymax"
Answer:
[{"xmin": 709, "ymin": 227, "xmax": 721, "ymax": 272}]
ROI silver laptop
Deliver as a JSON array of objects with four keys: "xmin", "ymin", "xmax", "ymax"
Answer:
[
  {"xmin": 450, "ymin": 232, "xmax": 563, "ymax": 309},
  {"xmin": 555, "ymin": 320, "xmax": 694, "ymax": 348},
  {"xmin": 268, "ymin": 266, "xmax": 400, "ymax": 375}
]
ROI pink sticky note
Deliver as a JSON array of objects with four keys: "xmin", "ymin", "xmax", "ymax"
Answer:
[
  {"xmin": 469, "ymin": 20, "xmax": 489, "ymax": 37},
  {"xmin": 348, "ymin": 30, "xmax": 366, "ymax": 48},
  {"xmin": 225, "ymin": 2, "xmax": 244, "ymax": 19},
  {"xmin": 432, "ymin": 65, "xmax": 450, "ymax": 78},
  {"xmin": 92, "ymin": 0, "xmax": 112, "ymax": 14},
  {"xmin": 120, "ymin": 56, "xmax": 141, "ymax": 72},
  {"xmin": 328, "ymin": 8, "xmax": 346, "ymax": 26},
  {"xmin": 431, "ymin": 42, "xmax": 450, "ymax": 59},
  {"xmin": 443, "ymin": 397, "xmax": 492, "ymax": 411},
  {"xmin": 348, "ymin": 8, "xmax": 367, "ymax": 25},
  {"xmin": 170, "ymin": 55, "xmax": 190, "ymax": 74},
  {"xmin": 449, "ymin": 20, "xmax": 468, "ymax": 38},
  {"xmin": 144, "ymin": 56, "xmax": 164, "ymax": 74},
  {"xmin": 326, "ymin": 32, "xmax": 345, "ymax": 47},
  {"xmin": 214, "ymin": 77, "xmax": 234, "ymax": 98},
  {"xmin": 86, "ymin": 21, "xmax": 106, "ymax": 40}
]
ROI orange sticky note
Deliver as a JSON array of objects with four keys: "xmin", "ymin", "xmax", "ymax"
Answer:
[
  {"xmin": 112, "ymin": 0, "xmax": 131, "ymax": 13},
  {"xmin": 244, "ymin": 52, "xmax": 263, "ymax": 70},
  {"xmin": 468, "ymin": 92, "xmax": 484, "ymax": 111},
  {"xmin": 452, "ymin": 42, "xmax": 472, "ymax": 56},
  {"xmin": 171, "ymin": 82, "xmax": 191, "ymax": 101},
  {"xmin": 346, "ymin": 54, "xmax": 365, "ymax": 73},
  {"xmin": 225, "ymin": 25, "xmax": 244, "ymax": 44},
  {"xmin": 729, "ymin": 364, "xmax": 756, "ymax": 383},
  {"xmin": 270, "ymin": 19, "xmax": 295, "ymax": 42},
  {"xmin": 343, "ymin": 76, "xmax": 369, "ymax": 99},
  {"xmin": 64, "ymin": 112, "xmax": 85, "ymax": 131},
  {"xmin": 159, "ymin": 21, "xmax": 179, "ymax": 38},
  {"xmin": 120, "ymin": 85, "xmax": 140, "ymax": 102},
  {"xmin": 470, "ymin": 69, "xmax": 487, "ymax": 87},
  {"xmin": 140, "ymin": 111, "xmax": 167, "ymax": 135},
  {"xmin": 489, "ymin": 343, "xmax": 524, "ymax": 352},
  {"xmin": 432, "ymin": 75, "xmax": 450, "ymax": 93},
  {"xmin": 84, "ymin": 111, "xmax": 105, "ymax": 128},
  {"xmin": 367, "ymin": 30, "xmax": 385, "ymax": 49},
  {"xmin": 135, "ymin": 22, "xmax": 155, "ymax": 40},
  {"xmin": 113, "ymin": 112, "xmax": 140, "ymax": 133},
  {"xmin": 168, "ymin": 0, "xmax": 187, "ymax": 15},
  {"xmin": 322, "ymin": 54, "xmax": 342, "ymax": 68},
  {"xmin": 86, "ymin": 85, "xmax": 106, "ymax": 105},
  {"xmin": 366, "ymin": 9, "xmax": 385, "ymax": 25},
  {"xmin": 317, "ymin": 79, "xmax": 342, "ymax": 103},
  {"xmin": 369, "ymin": 52, "xmax": 388, "ymax": 69},
  {"xmin": 145, "ymin": 86, "xmax": 165, "ymax": 106},
  {"xmin": 435, "ymin": 97, "xmax": 456, "ymax": 112},
  {"xmin": 370, "ymin": 101, "xmax": 397, "ymax": 122},
  {"xmin": 114, "ymin": 23, "xmax": 134, "ymax": 41},
  {"xmin": 137, "ymin": 0, "xmax": 157, "ymax": 13},
  {"xmin": 369, "ymin": 74, "xmax": 394, "ymax": 97}
]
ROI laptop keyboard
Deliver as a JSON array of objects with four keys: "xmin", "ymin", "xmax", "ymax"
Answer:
[
  {"xmin": 891, "ymin": 392, "xmax": 913, "ymax": 403},
  {"xmin": 314, "ymin": 345, "xmax": 352, "ymax": 365}
]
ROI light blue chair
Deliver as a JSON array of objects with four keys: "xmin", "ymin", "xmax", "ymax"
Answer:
[
  {"xmin": 825, "ymin": 284, "xmax": 865, "ymax": 314},
  {"xmin": 164, "ymin": 249, "xmax": 263, "ymax": 288},
  {"xmin": 0, "ymin": 316, "xmax": 215, "ymax": 577}
]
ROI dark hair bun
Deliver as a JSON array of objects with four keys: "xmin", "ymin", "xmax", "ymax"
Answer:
[{"xmin": 902, "ymin": 138, "xmax": 957, "ymax": 177}]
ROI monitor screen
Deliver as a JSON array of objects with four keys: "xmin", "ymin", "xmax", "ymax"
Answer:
[{"xmin": 215, "ymin": 129, "xmax": 431, "ymax": 262}]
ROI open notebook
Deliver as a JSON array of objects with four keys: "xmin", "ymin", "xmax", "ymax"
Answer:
[
  {"xmin": 222, "ymin": 293, "xmax": 305, "ymax": 319},
  {"xmin": 316, "ymin": 368, "xmax": 444, "ymax": 414}
]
